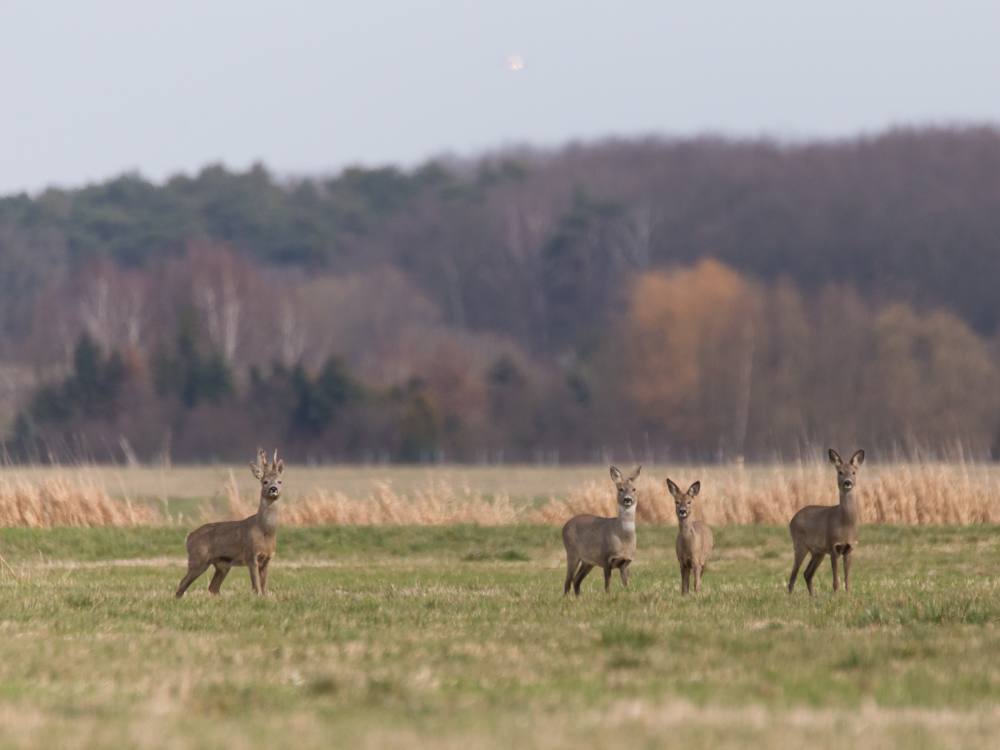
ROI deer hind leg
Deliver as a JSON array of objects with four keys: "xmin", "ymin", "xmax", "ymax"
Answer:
[
  {"xmin": 803, "ymin": 553, "xmax": 825, "ymax": 596},
  {"xmin": 572, "ymin": 563, "xmax": 594, "ymax": 596},
  {"xmin": 564, "ymin": 553, "xmax": 581, "ymax": 596},
  {"xmin": 788, "ymin": 543, "xmax": 808, "ymax": 594},
  {"xmin": 207, "ymin": 563, "xmax": 231, "ymax": 595},
  {"xmin": 175, "ymin": 562, "xmax": 209, "ymax": 599}
]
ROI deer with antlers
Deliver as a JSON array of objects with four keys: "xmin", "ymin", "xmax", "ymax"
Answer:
[{"xmin": 175, "ymin": 449, "xmax": 284, "ymax": 598}]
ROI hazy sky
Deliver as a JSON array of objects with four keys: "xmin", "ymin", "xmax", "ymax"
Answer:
[{"xmin": 2, "ymin": 1, "xmax": 999, "ymax": 195}]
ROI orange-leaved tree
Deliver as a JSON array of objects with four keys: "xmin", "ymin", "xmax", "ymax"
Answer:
[{"xmin": 625, "ymin": 258, "xmax": 760, "ymax": 455}]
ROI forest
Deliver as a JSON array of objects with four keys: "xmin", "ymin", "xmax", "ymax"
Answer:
[{"xmin": 3, "ymin": 125, "xmax": 1000, "ymax": 463}]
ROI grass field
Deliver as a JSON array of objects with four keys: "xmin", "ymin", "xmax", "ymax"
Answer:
[{"xmin": 2, "ymin": 523, "xmax": 1000, "ymax": 749}]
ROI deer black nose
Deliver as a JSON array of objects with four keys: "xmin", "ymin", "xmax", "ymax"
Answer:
[{"xmin": 842, "ymin": 480, "xmax": 853, "ymax": 490}]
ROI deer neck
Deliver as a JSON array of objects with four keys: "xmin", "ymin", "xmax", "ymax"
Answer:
[
  {"xmin": 838, "ymin": 489, "xmax": 858, "ymax": 527},
  {"xmin": 256, "ymin": 495, "xmax": 279, "ymax": 534},
  {"xmin": 676, "ymin": 513, "xmax": 694, "ymax": 537},
  {"xmin": 617, "ymin": 503, "xmax": 636, "ymax": 534}
]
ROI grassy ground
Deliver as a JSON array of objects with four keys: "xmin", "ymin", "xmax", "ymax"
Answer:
[{"xmin": 2, "ymin": 525, "xmax": 1000, "ymax": 748}]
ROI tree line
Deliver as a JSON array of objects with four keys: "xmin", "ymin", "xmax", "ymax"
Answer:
[{"xmin": 4, "ymin": 126, "xmax": 1000, "ymax": 462}]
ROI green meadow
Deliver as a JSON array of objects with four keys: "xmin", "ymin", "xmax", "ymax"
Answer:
[{"xmin": 2, "ymin": 524, "xmax": 1000, "ymax": 749}]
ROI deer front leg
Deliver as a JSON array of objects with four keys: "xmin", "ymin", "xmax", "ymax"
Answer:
[
  {"xmin": 831, "ymin": 549, "xmax": 840, "ymax": 592},
  {"xmin": 603, "ymin": 563, "xmax": 613, "ymax": 593},
  {"xmin": 248, "ymin": 559, "xmax": 262, "ymax": 594},
  {"xmin": 620, "ymin": 560, "xmax": 631, "ymax": 589},
  {"xmin": 693, "ymin": 563, "xmax": 702, "ymax": 593},
  {"xmin": 843, "ymin": 550, "xmax": 852, "ymax": 592},
  {"xmin": 259, "ymin": 557, "xmax": 270, "ymax": 595},
  {"xmin": 681, "ymin": 564, "xmax": 690, "ymax": 595}
]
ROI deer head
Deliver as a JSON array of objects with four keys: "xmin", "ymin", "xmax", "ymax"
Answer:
[
  {"xmin": 667, "ymin": 478, "xmax": 701, "ymax": 519},
  {"xmin": 250, "ymin": 449, "xmax": 284, "ymax": 504},
  {"xmin": 610, "ymin": 465, "xmax": 641, "ymax": 510},
  {"xmin": 829, "ymin": 449, "xmax": 864, "ymax": 492}
]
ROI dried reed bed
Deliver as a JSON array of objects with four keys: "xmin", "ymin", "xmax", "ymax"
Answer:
[
  {"xmin": 0, "ymin": 476, "xmax": 161, "ymax": 528},
  {"xmin": 213, "ymin": 471, "xmax": 519, "ymax": 526},
  {"xmin": 4, "ymin": 462, "xmax": 1000, "ymax": 528},
  {"xmin": 529, "ymin": 462, "xmax": 1000, "ymax": 526}
]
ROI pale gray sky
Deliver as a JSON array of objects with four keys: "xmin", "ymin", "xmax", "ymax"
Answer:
[{"xmin": 2, "ymin": 1, "xmax": 999, "ymax": 195}]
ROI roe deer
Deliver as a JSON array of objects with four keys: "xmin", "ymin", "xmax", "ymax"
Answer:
[
  {"xmin": 668, "ymin": 479, "xmax": 713, "ymax": 594},
  {"xmin": 562, "ymin": 465, "xmax": 640, "ymax": 596},
  {"xmin": 175, "ymin": 449, "xmax": 283, "ymax": 598},
  {"xmin": 788, "ymin": 448, "xmax": 865, "ymax": 596}
]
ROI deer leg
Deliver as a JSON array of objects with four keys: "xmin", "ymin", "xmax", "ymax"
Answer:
[
  {"xmin": 603, "ymin": 563, "xmax": 613, "ymax": 593},
  {"xmin": 788, "ymin": 543, "xmax": 808, "ymax": 594},
  {"xmin": 694, "ymin": 564, "xmax": 702, "ymax": 593},
  {"xmin": 681, "ymin": 564, "xmax": 690, "ymax": 595},
  {"xmin": 830, "ymin": 550, "xmax": 840, "ymax": 593},
  {"xmin": 175, "ymin": 562, "xmax": 209, "ymax": 599},
  {"xmin": 803, "ymin": 553, "xmax": 824, "ymax": 596},
  {"xmin": 564, "ymin": 554, "xmax": 581, "ymax": 596},
  {"xmin": 248, "ymin": 559, "xmax": 262, "ymax": 594},
  {"xmin": 843, "ymin": 550, "xmax": 852, "ymax": 592},
  {"xmin": 573, "ymin": 564, "xmax": 594, "ymax": 596},
  {"xmin": 207, "ymin": 564, "xmax": 230, "ymax": 595},
  {"xmin": 259, "ymin": 558, "xmax": 270, "ymax": 595},
  {"xmin": 620, "ymin": 560, "xmax": 631, "ymax": 589}
]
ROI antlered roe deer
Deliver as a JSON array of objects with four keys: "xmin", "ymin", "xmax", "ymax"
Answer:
[
  {"xmin": 788, "ymin": 448, "xmax": 865, "ymax": 596},
  {"xmin": 561, "ymin": 465, "xmax": 640, "ymax": 596},
  {"xmin": 175, "ymin": 449, "xmax": 283, "ymax": 598},
  {"xmin": 668, "ymin": 479, "xmax": 713, "ymax": 594}
]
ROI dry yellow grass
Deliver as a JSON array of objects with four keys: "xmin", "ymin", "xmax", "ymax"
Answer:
[
  {"xmin": 530, "ymin": 461, "xmax": 1000, "ymax": 526},
  {"xmin": 0, "ymin": 476, "xmax": 160, "ymax": 528},
  {"xmin": 3, "ymin": 461, "xmax": 1000, "ymax": 528},
  {"xmin": 213, "ymin": 470, "xmax": 519, "ymax": 526}
]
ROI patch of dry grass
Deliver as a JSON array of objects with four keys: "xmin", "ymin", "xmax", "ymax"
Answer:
[
  {"xmin": 4, "ymin": 461, "xmax": 1000, "ymax": 528},
  {"xmin": 531, "ymin": 461, "xmax": 1000, "ymax": 526},
  {"xmin": 214, "ymin": 470, "xmax": 519, "ymax": 526},
  {"xmin": 0, "ymin": 476, "xmax": 161, "ymax": 528}
]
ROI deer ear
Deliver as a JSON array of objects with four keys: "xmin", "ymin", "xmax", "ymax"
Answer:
[
  {"xmin": 250, "ymin": 462, "xmax": 264, "ymax": 480},
  {"xmin": 688, "ymin": 481, "xmax": 701, "ymax": 498},
  {"xmin": 666, "ymin": 478, "xmax": 681, "ymax": 498},
  {"xmin": 276, "ymin": 459, "xmax": 284, "ymax": 475},
  {"xmin": 850, "ymin": 449, "xmax": 865, "ymax": 468},
  {"xmin": 610, "ymin": 466, "xmax": 623, "ymax": 485},
  {"xmin": 629, "ymin": 464, "xmax": 641, "ymax": 481},
  {"xmin": 828, "ymin": 449, "xmax": 843, "ymax": 468}
]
